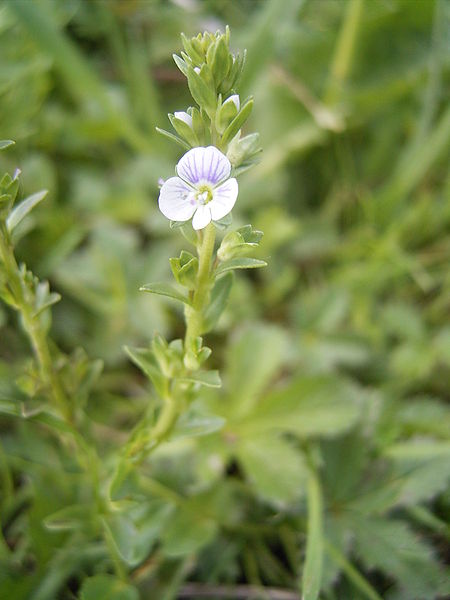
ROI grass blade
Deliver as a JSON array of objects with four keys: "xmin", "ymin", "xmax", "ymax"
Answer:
[
  {"xmin": 301, "ymin": 470, "xmax": 323, "ymax": 600},
  {"xmin": 8, "ymin": 1, "xmax": 148, "ymax": 151}
]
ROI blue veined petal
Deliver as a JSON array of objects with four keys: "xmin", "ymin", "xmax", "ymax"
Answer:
[
  {"xmin": 177, "ymin": 146, "xmax": 231, "ymax": 186},
  {"xmin": 209, "ymin": 178, "xmax": 238, "ymax": 221},
  {"xmin": 158, "ymin": 177, "xmax": 196, "ymax": 221}
]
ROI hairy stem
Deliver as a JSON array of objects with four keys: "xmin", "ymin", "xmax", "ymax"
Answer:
[
  {"xmin": 184, "ymin": 222, "xmax": 216, "ymax": 365},
  {"xmin": 136, "ymin": 224, "xmax": 217, "ymax": 454},
  {"xmin": 146, "ymin": 392, "xmax": 178, "ymax": 453},
  {"xmin": 0, "ymin": 226, "xmax": 69, "ymax": 419}
]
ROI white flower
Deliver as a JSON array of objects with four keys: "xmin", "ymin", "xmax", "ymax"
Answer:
[
  {"xmin": 174, "ymin": 111, "xmax": 193, "ymax": 127},
  {"xmin": 158, "ymin": 146, "xmax": 238, "ymax": 230}
]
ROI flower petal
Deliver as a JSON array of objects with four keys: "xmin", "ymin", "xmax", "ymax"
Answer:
[
  {"xmin": 192, "ymin": 205, "xmax": 212, "ymax": 230},
  {"xmin": 209, "ymin": 178, "xmax": 238, "ymax": 221},
  {"xmin": 158, "ymin": 177, "xmax": 196, "ymax": 221},
  {"xmin": 177, "ymin": 146, "xmax": 231, "ymax": 186}
]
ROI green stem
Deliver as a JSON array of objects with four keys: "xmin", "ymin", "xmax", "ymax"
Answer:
[
  {"xmin": 126, "ymin": 392, "xmax": 178, "ymax": 460},
  {"xmin": 0, "ymin": 227, "xmax": 69, "ymax": 420},
  {"xmin": 0, "ymin": 226, "xmax": 105, "ymax": 484},
  {"xmin": 102, "ymin": 518, "xmax": 128, "ymax": 581},
  {"xmin": 132, "ymin": 221, "xmax": 216, "ymax": 457},
  {"xmin": 184, "ymin": 222, "xmax": 216, "ymax": 365},
  {"xmin": 1, "ymin": 224, "xmax": 117, "ymax": 573},
  {"xmin": 148, "ymin": 392, "xmax": 178, "ymax": 447},
  {"xmin": 302, "ymin": 468, "xmax": 324, "ymax": 600}
]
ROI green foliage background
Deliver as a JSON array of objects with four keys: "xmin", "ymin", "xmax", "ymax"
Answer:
[{"xmin": 1, "ymin": 0, "xmax": 449, "ymax": 598}]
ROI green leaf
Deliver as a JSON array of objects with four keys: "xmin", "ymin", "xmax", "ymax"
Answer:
[
  {"xmin": 208, "ymin": 36, "xmax": 231, "ymax": 87},
  {"xmin": 172, "ymin": 409, "xmax": 225, "ymax": 440},
  {"xmin": 169, "ymin": 113, "xmax": 198, "ymax": 147},
  {"xmin": 0, "ymin": 140, "xmax": 15, "ymax": 151},
  {"xmin": 178, "ymin": 370, "xmax": 221, "ymax": 388},
  {"xmin": 124, "ymin": 345, "xmax": 166, "ymax": 396},
  {"xmin": 384, "ymin": 440, "xmax": 450, "ymax": 506},
  {"xmin": 0, "ymin": 397, "xmax": 75, "ymax": 435},
  {"xmin": 33, "ymin": 280, "xmax": 61, "ymax": 317},
  {"xmin": 109, "ymin": 462, "xmax": 140, "ymax": 502},
  {"xmin": 102, "ymin": 514, "xmax": 140, "ymax": 566},
  {"xmin": 186, "ymin": 65, "xmax": 217, "ymax": 115},
  {"xmin": 240, "ymin": 375, "xmax": 361, "ymax": 438},
  {"xmin": 172, "ymin": 53, "xmax": 188, "ymax": 76},
  {"xmin": 102, "ymin": 511, "xmax": 162, "ymax": 567},
  {"xmin": 215, "ymin": 257, "xmax": 267, "ymax": 276},
  {"xmin": 140, "ymin": 282, "xmax": 191, "ymax": 305},
  {"xmin": 0, "ymin": 195, "xmax": 12, "ymax": 217},
  {"xmin": 170, "ymin": 251, "xmax": 198, "ymax": 288},
  {"xmin": 203, "ymin": 271, "xmax": 234, "ymax": 332},
  {"xmin": 0, "ymin": 397, "xmax": 20, "ymax": 417},
  {"xmin": 216, "ymin": 95, "xmax": 239, "ymax": 133},
  {"xmin": 181, "ymin": 33, "xmax": 204, "ymax": 64},
  {"xmin": 27, "ymin": 410, "xmax": 76, "ymax": 435},
  {"xmin": 155, "ymin": 127, "xmax": 190, "ymax": 150},
  {"xmin": 238, "ymin": 434, "xmax": 308, "ymax": 504},
  {"xmin": 302, "ymin": 470, "xmax": 324, "ymax": 600},
  {"xmin": 225, "ymin": 324, "xmax": 288, "ymax": 418},
  {"xmin": 384, "ymin": 440, "xmax": 450, "ymax": 460},
  {"xmin": 162, "ymin": 506, "xmax": 217, "ymax": 557},
  {"xmin": 350, "ymin": 517, "xmax": 448, "ymax": 599},
  {"xmin": 6, "ymin": 189, "xmax": 48, "ymax": 232},
  {"xmin": 44, "ymin": 504, "xmax": 92, "ymax": 531},
  {"xmin": 170, "ymin": 220, "xmax": 198, "ymax": 245},
  {"xmin": 80, "ymin": 575, "xmax": 139, "ymax": 600}
]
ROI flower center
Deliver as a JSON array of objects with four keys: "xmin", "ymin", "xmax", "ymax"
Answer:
[{"xmin": 195, "ymin": 185, "xmax": 213, "ymax": 205}]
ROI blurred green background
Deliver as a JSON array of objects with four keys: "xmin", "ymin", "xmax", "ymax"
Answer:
[{"xmin": 1, "ymin": 0, "xmax": 449, "ymax": 599}]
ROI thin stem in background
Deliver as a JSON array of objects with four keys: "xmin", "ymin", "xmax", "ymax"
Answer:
[
  {"xmin": 177, "ymin": 583, "xmax": 300, "ymax": 600},
  {"xmin": 325, "ymin": 0, "xmax": 363, "ymax": 105}
]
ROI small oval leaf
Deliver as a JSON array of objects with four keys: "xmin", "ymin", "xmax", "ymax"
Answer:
[
  {"xmin": 140, "ymin": 282, "xmax": 191, "ymax": 305},
  {"xmin": 6, "ymin": 189, "xmax": 48, "ymax": 232},
  {"xmin": 215, "ymin": 257, "xmax": 267, "ymax": 277}
]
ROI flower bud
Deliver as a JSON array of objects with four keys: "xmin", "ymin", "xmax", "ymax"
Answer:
[
  {"xmin": 173, "ymin": 27, "xmax": 241, "ymax": 99},
  {"xmin": 216, "ymin": 94, "xmax": 240, "ymax": 134},
  {"xmin": 221, "ymin": 98, "xmax": 254, "ymax": 147},
  {"xmin": 169, "ymin": 250, "xmax": 199, "ymax": 289},
  {"xmin": 227, "ymin": 132, "xmax": 261, "ymax": 172},
  {"xmin": 217, "ymin": 225, "xmax": 263, "ymax": 261},
  {"xmin": 169, "ymin": 111, "xmax": 198, "ymax": 147},
  {"xmin": 174, "ymin": 111, "xmax": 193, "ymax": 127},
  {"xmin": 183, "ymin": 335, "xmax": 211, "ymax": 371}
]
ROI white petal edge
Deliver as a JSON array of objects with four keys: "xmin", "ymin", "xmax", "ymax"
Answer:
[
  {"xmin": 158, "ymin": 177, "xmax": 196, "ymax": 222},
  {"xmin": 209, "ymin": 178, "xmax": 238, "ymax": 221},
  {"xmin": 192, "ymin": 205, "xmax": 212, "ymax": 230},
  {"xmin": 177, "ymin": 146, "xmax": 231, "ymax": 186}
]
